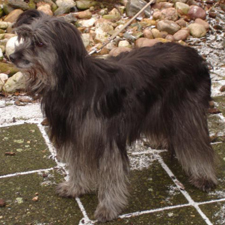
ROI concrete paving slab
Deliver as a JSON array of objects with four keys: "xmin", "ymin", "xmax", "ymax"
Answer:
[
  {"xmin": 0, "ymin": 171, "xmax": 83, "ymax": 224},
  {"xmin": 0, "ymin": 124, "xmax": 56, "ymax": 176},
  {"xmin": 200, "ymin": 201, "xmax": 225, "ymax": 225},
  {"xmin": 162, "ymin": 143, "xmax": 225, "ymax": 203},
  {"xmin": 1, "ymin": 89, "xmax": 225, "ymax": 224},
  {"xmin": 98, "ymin": 206, "xmax": 206, "ymax": 225},
  {"xmin": 214, "ymin": 96, "xmax": 225, "ymax": 117},
  {"xmin": 81, "ymin": 159, "xmax": 187, "ymax": 221}
]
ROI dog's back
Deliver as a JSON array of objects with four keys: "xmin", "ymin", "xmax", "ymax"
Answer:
[{"xmin": 90, "ymin": 42, "xmax": 211, "ymax": 144}]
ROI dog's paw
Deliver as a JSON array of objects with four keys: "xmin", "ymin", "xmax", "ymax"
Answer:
[
  {"xmin": 56, "ymin": 182, "xmax": 74, "ymax": 198},
  {"xmin": 94, "ymin": 205, "xmax": 119, "ymax": 223},
  {"xmin": 56, "ymin": 181, "xmax": 86, "ymax": 198},
  {"xmin": 189, "ymin": 178, "xmax": 217, "ymax": 192}
]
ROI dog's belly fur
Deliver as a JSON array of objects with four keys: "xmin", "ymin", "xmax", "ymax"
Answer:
[{"xmin": 10, "ymin": 14, "xmax": 217, "ymax": 223}]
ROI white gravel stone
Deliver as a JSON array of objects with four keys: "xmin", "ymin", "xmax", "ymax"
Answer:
[{"xmin": 5, "ymin": 36, "xmax": 23, "ymax": 58}]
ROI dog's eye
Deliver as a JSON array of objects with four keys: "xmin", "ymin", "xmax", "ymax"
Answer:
[{"xmin": 36, "ymin": 41, "xmax": 44, "ymax": 47}]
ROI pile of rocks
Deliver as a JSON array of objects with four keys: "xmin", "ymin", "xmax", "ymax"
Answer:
[{"xmin": 0, "ymin": 0, "xmax": 222, "ymax": 94}]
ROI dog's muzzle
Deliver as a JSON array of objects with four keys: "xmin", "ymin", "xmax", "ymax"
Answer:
[
  {"xmin": 9, "ymin": 53, "xmax": 17, "ymax": 64},
  {"xmin": 9, "ymin": 52, "xmax": 30, "ymax": 67}
]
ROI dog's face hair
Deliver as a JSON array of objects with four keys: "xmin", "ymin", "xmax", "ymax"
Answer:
[{"xmin": 10, "ymin": 17, "xmax": 88, "ymax": 94}]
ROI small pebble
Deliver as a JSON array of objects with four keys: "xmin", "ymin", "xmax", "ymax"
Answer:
[
  {"xmin": 0, "ymin": 199, "xmax": 6, "ymax": 207},
  {"xmin": 209, "ymin": 100, "xmax": 214, "ymax": 108},
  {"xmin": 32, "ymin": 196, "xmax": 39, "ymax": 202},
  {"xmin": 208, "ymin": 108, "xmax": 221, "ymax": 114},
  {"xmin": 0, "ymin": 100, "xmax": 5, "ymax": 108},
  {"xmin": 209, "ymin": 10, "xmax": 217, "ymax": 18},
  {"xmin": 220, "ymin": 85, "xmax": 225, "ymax": 92},
  {"xmin": 5, "ymin": 152, "xmax": 16, "ymax": 156}
]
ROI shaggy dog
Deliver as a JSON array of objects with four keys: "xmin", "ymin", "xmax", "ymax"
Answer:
[{"xmin": 10, "ymin": 12, "xmax": 217, "ymax": 222}]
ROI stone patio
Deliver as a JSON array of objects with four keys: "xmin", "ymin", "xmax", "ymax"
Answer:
[{"xmin": 0, "ymin": 94, "xmax": 225, "ymax": 225}]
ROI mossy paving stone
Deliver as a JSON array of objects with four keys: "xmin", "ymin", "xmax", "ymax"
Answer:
[
  {"xmin": 213, "ymin": 96, "xmax": 225, "ymax": 118},
  {"xmin": 200, "ymin": 201, "xmax": 225, "ymax": 225},
  {"xmin": 81, "ymin": 158, "xmax": 187, "ymax": 221},
  {"xmin": 0, "ymin": 171, "xmax": 82, "ymax": 224},
  {"xmin": 161, "ymin": 142, "xmax": 225, "ymax": 202},
  {"xmin": 99, "ymin": 206, "xmax": 205, "ymax": 225},
  {"xmin": 208, "ymin": 114, "xmax": 225, "ymax": 136},
  {"xmin": 0, "ymin": 124, "xmax": 56, "ymax": 175}
]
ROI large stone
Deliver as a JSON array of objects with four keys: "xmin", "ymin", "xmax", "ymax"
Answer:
[
  {"xmin": 55, "ymin": 0, "xmax": 76, "ymax": 15},
  {"xmin": 56, "ymin": 0, "xmax": 75, "ymax": 8},
  {"xmin": 2, "ymin": 3, "xmax": 14, "ymax": 15},
  {"xmin": 76, "ymin": 1, "xmax": 95, "ymax": 10},
  {"xmin": 79, "ymin": 17, "xmax": 97, "ymax": 27},
  {"xmin": 173, "ymin": 29, "xmax": 189, "ymax": 41},
  {"xmin": 8, "ymin": 0, "xmax": 29, "ymax": 10},
  {"xmin": 54, "ymin": 6, "xmax": 71, "ymax": 16},
  {"xmin": 94, "ymin": 29, "xmax": 109, "ymax": 43},
  {"xmin": 0, "ymin": 73, "xmax": 8, "ymax": 91},
  {"xmin": 126, "ymin": 0, "xmax": 151, "ymax": 17},
  {"xmin": 176, "ymin": 18, "xmax": 187, "ymax": 27},
  {"xmin": 175, "ymin": 2, "xmax": 189, "ymax": 15},
  {"xmin": 5, "ymin": 36, "xmax": 22, "ymax": 58},
  {"xmin": 95, "ymin": 18, "xmax": 114, "ymax": 32},
  {"xmin": 109, "ymin": 47, "xmax": 132, "ymax": 57},
  {"xmin": 0, "ymin": 21, "xmax": 11, "ymax": 29},
  {"xmin": 0, "ymin": 48, "xmax": 2, "ymax": 59},
  {"xmin": 37, "ymin": 3, "xmax": 53, "ymax": 16},
  {"xmin": 118, "ymin": 40, "xmax": 131, "ymax": 48},
  {"xmin": 0, "ymin": 62, "xmax": 18, "ymax": 76},
  {"xmin": 153, "ymin": 2, "xmax": 174, "ymax": 10},
  {"xmin": 143, "ymin": 28, "xmax": 154, "ymax": 39},
  {"xmin": 165, "ymin": 34, "xmax": 174, "ymax": 41},
  {"xmin": 161, "ymin": 7, "xmax": 178, "ymax": 21},
  {"xmin": 77, "ymin": 9, "xmax": 92, "ymax": 19},
  {"xmin": 195, "ymin": 18, "xmax": 209, "ymax": 30},
  {"xmin": 4, "ymin": 9, "xmax": 23, "ymax": 23},
  {"xmin": 157, "ymin": 20, "xmax": 180, "ymax": 34},
  {"xmin": 172, "ymin": 0, "xmax": 188, "ymax": 3},
  {"xmin": 188, "ymin": 5, "xmax": 206, "ymax": 20},
  {"xmin": 3, "ymin": 72, "xmax": 26, "ymax": 93},
  {"xmin": 153, "ymin": 11, "xmax": 162, "ymax": 20},
  {"xmin": 0, "ymin": 7, "xmax": 3, "ymax": 17},
  {"xmin": 81, "ymin": 33, "xmax": 90, "ymax": 48},
  {"xmin": 135, "ymin": 38, "xmax": 160, "ymax": 47},
  {"xmin": 151, "ymin": 28, "xmax": 161, "ymax": 38},
  {"xmin": 188, "ymin": 23, "xmax": 206, "ymax": 37},
  {"xmin": 94, "ymin": 18, "xmax": 113, "ymax": 42},
  {"xmin": 103, "ymin": 8, "xmax": 121, "ymax": 22}
]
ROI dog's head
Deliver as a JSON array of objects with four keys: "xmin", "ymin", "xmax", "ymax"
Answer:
[
  {"xmin": 10, "ymin": 14, "xmax": 87, "ymax": 93},
  {"xmin": 12, "ymin": 9, "xmax": 45, "ymax": 28}
]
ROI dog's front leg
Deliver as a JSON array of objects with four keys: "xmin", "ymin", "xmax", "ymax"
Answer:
[
  {"xmin": 94, "ymin": 144, "xmax": 129, "ymax": 222},
  {"xmin": 56, "ymin": 152, "xmax": 94, "ymax": 198}
]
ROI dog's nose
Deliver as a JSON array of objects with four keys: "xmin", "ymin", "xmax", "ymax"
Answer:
[{"xmin": 9, "ymin": 53, "xmax": 17, "ymax": 63}]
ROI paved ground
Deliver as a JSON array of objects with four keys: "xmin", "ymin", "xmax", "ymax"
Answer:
[{"xmin": 0, "ymin": 92, "xmax": 225, "ymax": 225}]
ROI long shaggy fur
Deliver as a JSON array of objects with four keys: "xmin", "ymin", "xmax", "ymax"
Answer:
[{"xmin": 10, "ymin": 12, "xmax": 217, "ymax": 222}]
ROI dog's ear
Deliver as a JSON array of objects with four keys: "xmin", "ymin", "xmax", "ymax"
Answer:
[
  {"xmin": 50, "ymin": 18, "xmax": 87, "ymax": 59},
  {"xmin": 14, "ymin": 25, "xmax": 33, "ymax": 41},
  {"xmin": 13, "ymin": 9, "xmax": 45, "ymax": 28}
]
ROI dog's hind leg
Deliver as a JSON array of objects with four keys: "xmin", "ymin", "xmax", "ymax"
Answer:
[
  {"xmin": 169, "ymin": 107, "xmax": 217, "ymax": 191},
  {"xmin": 95, "ymin": 143, "xmax": 129, "ymax": 222}
]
